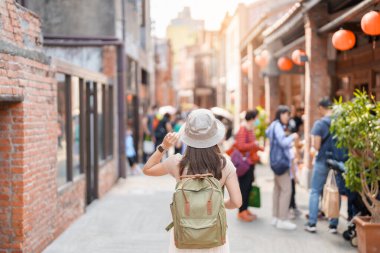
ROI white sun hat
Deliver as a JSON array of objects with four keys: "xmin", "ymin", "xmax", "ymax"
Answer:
[{"xmin": 179, "ymin": 109, "xmax": 226, "ymax": 149}]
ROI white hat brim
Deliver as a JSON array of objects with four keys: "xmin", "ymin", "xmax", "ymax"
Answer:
[{"xmin": 178, "ymin": 119, "xmax": 226, "ymax": 149}]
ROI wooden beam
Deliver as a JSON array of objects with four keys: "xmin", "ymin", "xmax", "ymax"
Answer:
[
  {"xmin": 274, "ymin": 36, "xmax": 305, "ymax": 58},
  {"xmin": 54, "ymin": 59, "xmax": 113, "ymax": 85}
]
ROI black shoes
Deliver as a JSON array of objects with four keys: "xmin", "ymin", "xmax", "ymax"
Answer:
[
  {"xmin": 328, "ymin": 225, "xmax": 338, "ymax": 234},
  {"xmin": 304, "ymin": 222, "xmax": 317, "ymax": 233}
]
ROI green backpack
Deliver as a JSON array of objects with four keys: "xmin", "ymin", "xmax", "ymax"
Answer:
[{"xmin": 166, "ymin": 173, "xmax": 227, "ymax": 249}]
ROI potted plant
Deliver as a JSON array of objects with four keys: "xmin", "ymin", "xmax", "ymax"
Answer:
[{"xmin": 331, "ymin": 90, "xmax": 380, "ymax": 252}]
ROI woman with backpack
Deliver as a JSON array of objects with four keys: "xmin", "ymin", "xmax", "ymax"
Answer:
[
  {"xmin": 143, "ymin": 109, "xmax": 242, "ymax": 252},
  {"xmin": 266, "ymin": 105, "xmax": 299, "ymax": 230}
]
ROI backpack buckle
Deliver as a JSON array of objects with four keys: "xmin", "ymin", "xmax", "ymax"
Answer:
[{"xmin": 165, "ymin": 222, "xmax": 174, "ymax": 232}]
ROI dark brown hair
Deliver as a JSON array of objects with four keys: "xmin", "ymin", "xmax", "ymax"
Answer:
[{"xmin": 179, "ymin": 145, "xmax": 226, "ymax": 180}]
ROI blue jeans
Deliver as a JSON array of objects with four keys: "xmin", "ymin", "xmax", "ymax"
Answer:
[{"xmin": 308, "ymin": 161, "xmax": 339, "ymax": 226}]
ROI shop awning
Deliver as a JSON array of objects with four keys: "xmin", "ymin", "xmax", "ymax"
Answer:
[
  {"xmin": 263, "ymin": 0, "xmax": 321, "ymax": 46},
  {"xmin": 318, "ymin": 0, "xmax": 380, "ymax": 34}
]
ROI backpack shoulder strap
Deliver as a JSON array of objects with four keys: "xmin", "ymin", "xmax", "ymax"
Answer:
[
  {"xmin": 271, "ymin": 121, "xmax": 281, "ymax": 145},
  {"xmin": 319, "ymin": 118, "xmax": 332, "ymax": 144}
]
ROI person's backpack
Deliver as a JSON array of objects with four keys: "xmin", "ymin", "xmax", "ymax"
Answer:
[
  {"xmin": 152, "ymin": 116, "xmax": 160, "ymax": 132},
  {"xmin": 154, "ymin": 118, "xmax": 168, "ymax": 139},
  {"xmin": 320, "ymin": 118, "xmax": 348, "ymax": 162},
  {"xmin": 268, "ymin": 121, "xmax": 290, "ymax": 175},
  {"xmin": 165, "ymin": 173, "xmax": 227, "ymax": 249}
]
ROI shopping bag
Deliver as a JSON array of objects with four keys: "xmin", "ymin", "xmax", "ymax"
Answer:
[
  {"xmin": 248, "ymin": 185, "xmax": 261, "ymax": 208},
  {"xmin": 143, "ymin": 136, "xmax": 155, "ymax": 154},
  {"xmin": 322, "ymin": 170, "xmax": 340, "ymax": 218}
]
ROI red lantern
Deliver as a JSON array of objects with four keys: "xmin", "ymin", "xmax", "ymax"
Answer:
[
  {"xmin": 332, "ymin": 29, "xmax": 356, "ymax": 51},
  {"xmin": 254, "ymin": 50, "xmax": 269, "ymax": 68},
  {"xmin": 277, "ymin": 57, "xmax": 293, "ymax": 71},
  {"xmin": 291, "ymin": 49, "xmax": 306, "ymax": 66},
  {"xmin": 361, "ymin": 11, "xmax": 380, "ymax": 36},
  {"xmin": 127, "ymin": 94, "xmax": 133, "ymax": 103},
  {"xmin": 241, "ymin": 61, "xmax": 249, "ymax": 75}
]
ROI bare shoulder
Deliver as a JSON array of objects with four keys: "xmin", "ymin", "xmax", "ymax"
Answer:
[
  {"xmin": 163, "ymin": 154, "xmax": 183, "ymax": 178},
  {"xmin": 223, "ymin": 154, "xmax": 236, "ymax": 173}
]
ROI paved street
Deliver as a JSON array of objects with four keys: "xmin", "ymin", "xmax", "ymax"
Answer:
[{"xmin": 43, "ymin": 165, "xmax": 356, "ymax": 253}]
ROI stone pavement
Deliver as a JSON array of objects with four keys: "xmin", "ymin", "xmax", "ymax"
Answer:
[{"xmin": 43, "ymin": 165, "xmax": 357, "ymax": 253}]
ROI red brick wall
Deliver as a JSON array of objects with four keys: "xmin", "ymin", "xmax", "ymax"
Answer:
[
  {"xmin": 0, "ymin": 0, "xmax": 42, "ymax": 49},
  {"xmin": 98, "ymin": 162, "xmax": 118, "ymax": 198},
  {"xmin": 102, "ymin": 46, "xmax": 117, "ymax": 78},
  {"xmin": 0, "ymin": 2, "xmax": 120, "ymax": 252},
  {"xmin": 0, "ymin": 58, "xmax": 56, "ymax": 252},
  {"xmin": 0, "ymin": 1, "xmax": 57, "ymax": 252},
  {"xmin": 55, "ymin": 179, "xmax": 85, "ymax": 238}
]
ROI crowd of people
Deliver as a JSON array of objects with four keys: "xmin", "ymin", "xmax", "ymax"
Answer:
[{"xmin": 135, "ymin": 100, "xmax": 357, "ymax": 252}]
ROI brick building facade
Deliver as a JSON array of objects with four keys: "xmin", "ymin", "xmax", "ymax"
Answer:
[{"xmin": 0, "ymin": 1, "xmax": 122, "ymax": 252}]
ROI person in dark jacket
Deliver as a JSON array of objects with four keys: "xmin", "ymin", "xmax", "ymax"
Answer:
[{"xmin": 154, "ymin": 113, "xmax": 173, "ymax": 149}]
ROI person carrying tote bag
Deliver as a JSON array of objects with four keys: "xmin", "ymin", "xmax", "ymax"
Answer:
[
  {"xmin": 322, "ymin": 170, "xmax": 340, "ymax": 218},
  {"xmin": 233, "ymin": 110, "xmax": 263, "ymax": 222},
  {"xmin": 143, "ymin": 109, "xmax": 242, "ymax": 253},
  {"xmin": 266, "ymin": 105, "xmax": 299, "ymax": 230}
]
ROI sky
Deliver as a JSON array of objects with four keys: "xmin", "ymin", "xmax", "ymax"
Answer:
[{"xmin": 150, "ymin": 0, "xmax": 255, "ymax": 38}]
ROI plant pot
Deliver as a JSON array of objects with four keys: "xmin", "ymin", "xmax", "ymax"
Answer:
[{"xmin": 354, "ymin": 216, "xmax": 380, "ymax": 253}]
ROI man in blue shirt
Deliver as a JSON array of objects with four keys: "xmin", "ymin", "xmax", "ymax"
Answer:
[{"xmin": 305, "ymin": 97, "xmax": 339, "ymax": 234}]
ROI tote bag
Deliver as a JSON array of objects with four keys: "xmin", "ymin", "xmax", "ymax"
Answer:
[
  {"xmin": 143, "ymin": 135, "xmax": 155, "ymax": 154},
  {"xmin": 248, "ymin": 185, "xmax": 261, "ymax": 208},
  {"xmin": 322, "ymin": 170, "xmax": 340, "ymax": 218}
]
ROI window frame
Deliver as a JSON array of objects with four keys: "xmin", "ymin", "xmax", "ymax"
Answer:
[{"xmin": 55, "ymin": 60, "xmax": 114, "ymax": 190}]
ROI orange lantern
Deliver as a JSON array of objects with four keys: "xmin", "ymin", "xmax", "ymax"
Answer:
[
  {"xmin": 332, "ymin": 29, "xmax": 356, "ymax": 51},
  {"xmin": 254, "ymin": 55, "xmax": 264, "ymax": 67},
  {"xmin": 361, "ymin": 11, "xmax": 380, "ymax": 36},
  {"xmin": 291, "ymin": 49, "xmax": 306, "ymax": 66},
  {"xmin": 127, "ymin": 94, "xmax": 133, "ymax": 103},
  {"xmin": 254, "ymin": 50, "xmax": 269, "ymax": 68},
  {"xmin": 241, "ymin": 60, "xmax": 249, "ymax": 75},
  {"xmin": 277, "ymin": 57, "xmax": 293, "ymax": 71},
  {"xmin": 361, "ymin": 11, "xmax": 380, "ymax": 48}
]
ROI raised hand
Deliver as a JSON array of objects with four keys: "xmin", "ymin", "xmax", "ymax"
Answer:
[{"xmin": 162, "ymin": 132, "xmax": 180, "ymax": 150}]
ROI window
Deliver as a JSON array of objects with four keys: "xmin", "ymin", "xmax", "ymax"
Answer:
[
  {"xmin": 55, "ymin": 68, "xmax": 114, "ymax": 188},
  {"xmin": 56, "ymin": 74, "xmax": 85, "ymax": 186},
  {"xmin": 57, "ymin": 73, "xmax": 68, "ymax": 186},
  {"xmin": 107, "ymin": 86, "xmax": 114, "ymax": 157},
  {"xmin": 71, "ymin": 77, "xmax": 81, "ymax": 177},
  {"xmin": 98, "ymin": 84, "xmax": 106, "ymax": 163},
  {"xmin": 97, "ymin": 84, "xmax": 113, "ymax": 162}
]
